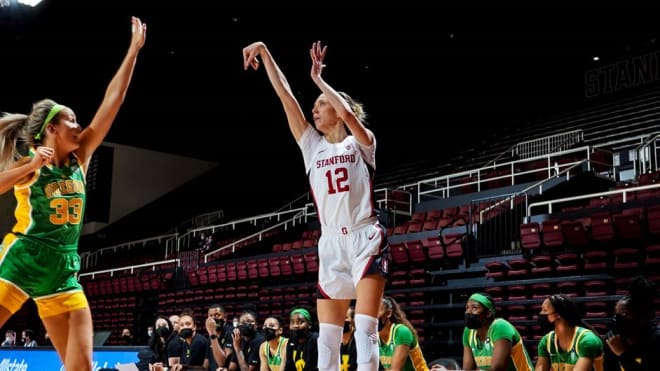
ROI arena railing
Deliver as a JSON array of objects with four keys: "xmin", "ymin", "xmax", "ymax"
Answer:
[
  {"xmin": 79, "ymin": 233, "xmax": 178, "ymax": 270},
  {"xmin": 527, "ymin": 182, "xmax": 660, "ymax": 219},
  {"xmin": 199, "ymin": 206, "xmax": 312, "ymax": 263},
  {"xmin": 78, "ymin": 258, "xmax": 180, "ymax": 279},
  {"xmin": 407, "ymin": 145, "xmax": 600, "ymax": 203}
]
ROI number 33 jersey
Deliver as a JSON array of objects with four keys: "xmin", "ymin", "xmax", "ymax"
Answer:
[{"xmin": 10, "ymin": 150, "xmax": 86, "ymax": 247}]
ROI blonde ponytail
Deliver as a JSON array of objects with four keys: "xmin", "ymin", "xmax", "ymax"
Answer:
[{"xmin": 0, "ymin": 113, "xmax": 29, "ymax": 171}]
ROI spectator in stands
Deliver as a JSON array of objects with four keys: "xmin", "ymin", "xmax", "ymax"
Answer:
[
  {"xmin": 243, "ymin": 39, "xmax": 388, "ymax": 371},
  {"xmin": 21, "ymin": 329, "xmax": 38, "ymax": 347},
  {"xmin": 170, "ymin": 314, "xmax": 181, "ymax": 333},
  {"xmin": 1, "ymin": 330, "xmax": 15, "ymax": 347},
  {"xmin": 121, "ymin": 328, "xmax": 135, "ymax": 345},
  {"xmin": 259, "ymin": 315, "xmax": 288, "ymax": 371},
  {"xmin": 171, "ymin": 310, "xmax": 210, "ymax": 371},
  {"xmin": 462, "ymin": 292, "xmax": 533, "ymax": 371},
  {"xmin": 0, "ymin": 16, "xmax": 146, "ymax": 371},
  {"xmin": 206, "ymin": 303, "xmax": 235, "ymax": 370},
  {"xmin": 284, "ymin": 306, "xmax": 319, "ymax": 371},
  {"xmin": 199, "ymin": 232, "xmax": 213, "ymax": 251},
  {"xmin": 230, "ymin": 309, "xmax": 265, "ymax": 371},
  {"xmin": 144, "ymin": 315, "xmax": 177, "ymax": 371},
  {"xmin": 340, "ymin": 305, "xmax": 357, "ymax": 371},
  {"xmin": 535, "ymin": 293, "xmax": 604, "ymax": 371},
  {"xmin": 604, "ymin": 275, "xmax": 660, "ymax": 371},
  {"xmin": 147, "ymin": 326, "xmax": 154, "ymax": 341},
  {"xmin": 377, "ymin": 295, "xmax": 429, "ymax": 371},
  {"xmin": 167, "ymin": 313, "xmax": 183, "ymax": 367}
]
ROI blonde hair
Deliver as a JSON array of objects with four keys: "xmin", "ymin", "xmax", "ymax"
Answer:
[
  {"xmin": 0, "ymin": 99, "xmax": 63, "ymax": 171},
  {"xmin": 0, "ymin": 113, "xmax": 29, "ymax": 171},
  {"xmin": 338, "ymin": 91, "xmax": 367, "ymax": 122}
]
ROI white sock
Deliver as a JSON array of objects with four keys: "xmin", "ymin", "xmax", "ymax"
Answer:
[
  {"xmin": 318, "ymin": 322, "xmax": 342, "ymax": 371},
  {"xmin": 354, "ymin": 314, "xmax": 379, "ymax": 371}
]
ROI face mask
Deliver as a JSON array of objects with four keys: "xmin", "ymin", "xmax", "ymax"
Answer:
[
  {"xmin": 179, "ymin": 328, "xmax": 193, "ymax": 339},
  {"xmin": 263, "ymin": 327, "xmax": 277, "ymax": 341},
  {"xmin": 20, "ymin": 337, "xmax": 26, "ymax": 343},
  {"xmin": 122, "ymin": 335, "xmax": 131, "ymax": 340},
  {"xmin": 215, "ymin": 318, "xmax": 225, "ymax": 332},
  {"xmin": 537, "ymin": 314, "xmax": 555, "ymax": 334},
  {"xmin": 239, "ymin": 324, "xmax": 255, "ymax": 338},
  {"xmin": 233, "ymin": 319, "xmax": 239, "ymax": 328},
  {"xmin": 612, "ymin": 314, "xmax": 639, "ymax": 338},
  {"xmin": 289, "ymin": 328, "xmax": 308, "ymax": 342},
  {"xmin": 464, "ymin": 313, "xmax": 482, "ymax": 329},
  {"xmin": 343, "ymin": 321, "xmax": 352, "ymax": 334},
  {"xmin": 4, "ymin": 337, "xmax": 10, "ymax": 343},
  {"xmin": 156, "ymin": 326, "xmax": 171, "ymax": 338},
  {"xmin": 147, "ymin": 331, "xmax": 153, "ymax": 337}
]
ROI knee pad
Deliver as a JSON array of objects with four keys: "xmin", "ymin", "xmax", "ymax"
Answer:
[
  {"xmin": 354, "ymin": 314, "xmax": 378, "ymax": 365},
  {"xmin": 317, "ymin": 323, "xmax": 342, "ymax": 370}
]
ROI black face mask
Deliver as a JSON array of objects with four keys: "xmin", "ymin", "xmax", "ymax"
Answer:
[
  {"xmin": 263, "ymin": 327, "xmax": 277, "ymax": 341},
  {"xmin": 464, "ymin": 313, "xmax": 482, "ymax": 329},
  {"xmin": 289, "ymin": 328, "xmax": 308, "ymax": 342},
  {"xmin": 342, "ymin": 321, "xmax": 352, "ymax": 334},
  {"xmin": 612, "ymin": 314, "xmax": 640, "ymax": 338},
  {"xmin": 179, "ymin": 328, "xmax": 193, "ymax": 339},
  {"xmin": 215, "ymin": 319, "xmax": 225, "ymax": 332},
  {"xmin": 537, "ymin": 314, "xmax": 555, "ymax": 333},
  {"xmin": 156, "ymin": 326, "xmax": 171, "ymax": 338},
  {"xmin": 122, "ymin": 335, "xmax": 132, "ymax": 342},
  {"xmin": 239, "ymin": 324, "xmax": 255, "ymax": 339}
]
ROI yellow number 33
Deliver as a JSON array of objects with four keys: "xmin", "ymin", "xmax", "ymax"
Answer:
[{"xmin": 49, "ymin": 197, "xmax": 83, "ymax": 225}]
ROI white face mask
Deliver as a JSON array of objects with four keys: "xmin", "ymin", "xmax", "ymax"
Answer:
[{"xmin": 5, "ymin": 337, "xmax": 12, "ymax": 343}]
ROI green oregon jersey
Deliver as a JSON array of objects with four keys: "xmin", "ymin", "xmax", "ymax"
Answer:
[
  {"xmin": 538, "ymin": 326, "xmax": 604, "ymax": 371},
  {"xmin": 264, "ymin": 337, "xmax": 287, "ymax": 371},
  {"xmin": 379, "ymin": 323, "xmax": 429, "ymax": 371},
  {"xmin": 462, "ymin": 318, "xmax": 534, "ymax": 371},
  {"xmin": 11, "ymin": 150, "xmax": 86, "ymax": 247},
  {"xmin": 0, "ymin": 151, "xmax": 87, "ymax": 298}
]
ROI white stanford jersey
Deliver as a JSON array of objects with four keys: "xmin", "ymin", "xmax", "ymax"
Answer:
[{"xmin": 298, "ymin": 126, "xmax": 377, "ymax": 228}]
